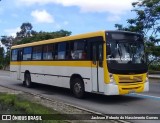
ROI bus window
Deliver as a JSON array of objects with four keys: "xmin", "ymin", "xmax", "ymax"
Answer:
[
  {"xmin": 58, "ymin": 42, "xmax": 66, "ymax": 59},
  {"xmin": 43, "ymin": 44, "xmax": 53, "ymax": 60},
  {"xmin": 73, "ymin": 40, "xmax": 87, "ymax": 59},
  {"xmin": 11, "ymin": 49, "xmax": 18, "ymax": 61},
  {"xmin": 32, "ymin": 46, "xmax": 42, "ymax": 60},
  {"xmin": 23, "ymin": 47, "xmax": 32, "ymax": 60}
]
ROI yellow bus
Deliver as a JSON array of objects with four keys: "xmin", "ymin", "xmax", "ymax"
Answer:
[{"xmin": 10, "ymin": 30, "xmax": 149, "ymax": 98}]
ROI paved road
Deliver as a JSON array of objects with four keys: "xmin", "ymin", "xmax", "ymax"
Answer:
[{"xmin": 0, "ymin": 70, "xmax": 160, "ymax": 123}]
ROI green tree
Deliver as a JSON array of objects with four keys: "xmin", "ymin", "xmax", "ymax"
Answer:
[
  {"xmin": 116, "ymin": 0, "xmax": 160, "ymax": 37},
  {"xmin": 16, "ymin": 29, "xmax": 72, "ymax": 45},
  {"xmin": 0, "ymin": 21, "xmax": 72, "ymax": 68},
  {"xmin": 1, "ymin": 36, "xmax": 13, "ymax": 51},
  {"xmin": 4, "ymin": 51, "xmax": 10, "ymax": 68},
  {"xmin": 16, "ymin": 22, "xmax": 35, "ymax": 38},
  {"xmin": 0, "ymin": 47, "xmax": 4, "ymax": 69}
]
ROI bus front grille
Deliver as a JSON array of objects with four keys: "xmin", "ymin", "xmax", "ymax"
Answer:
[
  {"xmin": 122, "ymin": 87, "xmax": 140, "ymax": 90},
  {"xmin": 118, "ymin": 75, "xmax": 143, "ymax": 84}
]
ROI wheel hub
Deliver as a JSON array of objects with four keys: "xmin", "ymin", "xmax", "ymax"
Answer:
[{"xmin": 74, "ymin": 83, "xmax": 81, "ymax": 93}]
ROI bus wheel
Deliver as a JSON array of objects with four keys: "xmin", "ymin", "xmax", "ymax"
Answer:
[
  {"xmin": 24, "ymin": 73, "xmax": 32, "ymax": 88},
  {"xmin": 72, "ymin": 78, "xmax": 85, "ymax": 98}
]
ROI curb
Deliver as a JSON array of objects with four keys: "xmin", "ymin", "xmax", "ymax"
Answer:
[{"xmin": 149, "ymin": 75, "xmax": 160, "ymax": 79}]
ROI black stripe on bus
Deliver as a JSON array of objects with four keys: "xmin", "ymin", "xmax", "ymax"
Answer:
[
  {"xmin": 10, "ymin": 71, "xmax": 17, "ymax": 72},
  {"xmin": 21, "ymin": 72, "xmax": 90, "ymax": 80}
]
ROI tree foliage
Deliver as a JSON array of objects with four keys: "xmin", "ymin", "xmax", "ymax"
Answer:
[
  {"xmin": 1, "ymin": 36, "xmax": 13, "ymax": 49},
  {"xmin": 16, "ymin": 29, "xmax": 72, "ymax": 45},
  {"xmin": 0, "ymin": 22, "xmax": 72, "ymax": 69},
  {"xmin": 1, "ymin": 22, "xmax": 71, "ymax": 46},
  {"xmin": 0, "ymin": 47, "xmax": 4, "ymax": 69},
  {"xmin": 116, "ymin": 0, "xmax": 160, "ymax": 37},
  {"xmin": 16, "ymin": 22, "xmax": 34, "ymax": 38},
  {"xmin": 131, "ymin": 0, "xmax": 160, "ymax": 38}
]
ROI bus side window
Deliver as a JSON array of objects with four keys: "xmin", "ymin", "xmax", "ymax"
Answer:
[
  {"xmin": 11, "ymin": 49, "xmax": 18, "ymax": 61},
  {"xmin": 43, "ymin": 44, "xmax": 53, "ymax": 60},
  {"xmin": 32, "ymin": 46, "xmax": 42, "ymax": 60},
  {"xmin": 23, "ymin": 47, "xmax": 32, "ymax": 61},
  {"xmin": 58, "ymin": 42, "xmax": 66, "ymax": 60},
  {"xmin": 73, "ymin": 40, "xmax": 87, "ymax": 60}
]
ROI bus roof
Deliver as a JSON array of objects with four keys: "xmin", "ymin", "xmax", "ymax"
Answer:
[
  {"xmin": 106, "ymin": 30, "xmax": 141, "ymax": 35},
  {"xmin": 11, "ymin": 30, "xmax": 140, "ymax": 49},
  {"xmin": 11, "ymin": 30, "xmax": 105, "ymax": 49}
]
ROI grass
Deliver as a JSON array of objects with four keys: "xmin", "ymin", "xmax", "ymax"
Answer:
[{"xmin": 0, "ymin": 93, "xmax": 66, "ymax": 123}]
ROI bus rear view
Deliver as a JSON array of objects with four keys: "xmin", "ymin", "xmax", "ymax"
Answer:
[{"xmin": 105, "ymin": 31, "xmax": 149, "ymax": 95}]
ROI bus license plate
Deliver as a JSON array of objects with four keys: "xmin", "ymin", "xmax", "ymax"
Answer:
[{"xmin": 129, "ymin": 90, "xmax": 135, "ymax": 93}]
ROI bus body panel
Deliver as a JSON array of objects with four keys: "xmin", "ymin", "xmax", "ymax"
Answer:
[
  {"xmin": 10, "ymin": 61, "xmax": 94, "ymax": 92},
  {"xmin": 91, "ymin": 66, "xmax": 104, "ymax": 92},
  {"xmin": 10, "ymin": 65, "xmax": 19, "ymax": 80}
]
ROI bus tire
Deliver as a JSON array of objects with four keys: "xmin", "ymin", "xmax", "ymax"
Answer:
[
  {"xmin": 72, "ymin": 78, "xmax": 85, "ymax": 98},
  {"xmin": 24, "ymin": 73, "xmax": 32, "ymax": 88}
]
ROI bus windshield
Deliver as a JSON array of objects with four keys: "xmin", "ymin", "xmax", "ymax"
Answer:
[
  {"xmin": 106, "ymin": 32, "xmax": 147, "ymax": 74},
  {"xmin": 108, "ymin": 40, "xmax": 146, "ymax": 64}
]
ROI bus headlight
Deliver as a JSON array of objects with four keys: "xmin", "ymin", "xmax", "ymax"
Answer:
[{"xmin": 109, "ymin": 73, "xmax": 116, "ymax": 84}]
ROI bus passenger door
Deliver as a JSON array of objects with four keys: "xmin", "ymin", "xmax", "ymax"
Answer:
[
  {"xmin": 91, "ymin": 42, "xmax": 104, "ymax": 92},
  {"xmin": 17, "ymin": 49, "xmax": 22, "ymax": 80}
]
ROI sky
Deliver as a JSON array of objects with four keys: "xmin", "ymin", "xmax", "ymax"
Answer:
[{"xmin": 0, "ymin": 0, "xmax": 137, "ymax": 37}]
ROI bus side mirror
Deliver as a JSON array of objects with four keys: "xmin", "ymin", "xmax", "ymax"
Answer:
[{"xmin": 107, "ymin": 44, "xmax": 111, "ymax": 55}]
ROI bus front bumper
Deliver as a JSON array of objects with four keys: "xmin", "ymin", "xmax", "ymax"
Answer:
[{"xmin": 104, "ymin": 82, "xmax": 149, "ymax": 95}]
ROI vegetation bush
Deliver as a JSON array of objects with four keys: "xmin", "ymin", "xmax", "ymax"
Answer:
[{"xmin": 149, "ymin": 65, "xmax": 160, "ymax": 71}]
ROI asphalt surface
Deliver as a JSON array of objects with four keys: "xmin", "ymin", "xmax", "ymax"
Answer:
[{"xmin": 0, "ymin": 70, "xmax": 160, "ymax": 123}]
